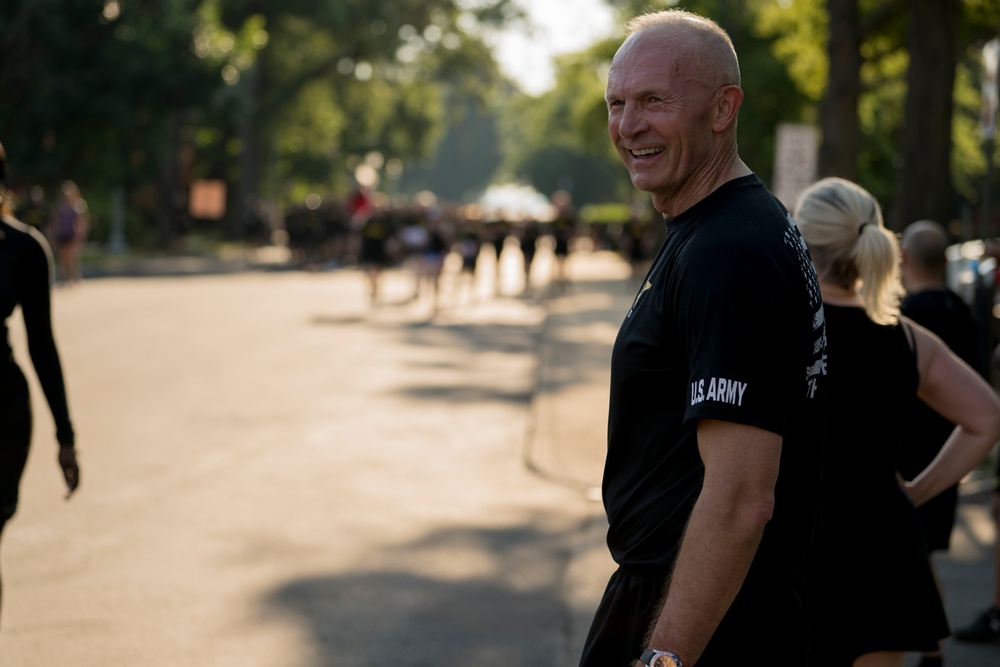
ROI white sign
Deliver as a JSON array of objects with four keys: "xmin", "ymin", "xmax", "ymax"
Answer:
[{"xmin": 772, "ymin": 123, "xmax": 820, "ymax": 210}]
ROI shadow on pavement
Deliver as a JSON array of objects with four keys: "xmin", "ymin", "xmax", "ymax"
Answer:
[{"xmin": 260, "ymin": 523, "xmax": 587, "ymax": 667}]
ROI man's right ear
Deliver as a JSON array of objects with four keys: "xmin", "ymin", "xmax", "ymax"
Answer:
[{"xmin": 711, "ymin": 85, "xmax": 743, "ymax": 134}]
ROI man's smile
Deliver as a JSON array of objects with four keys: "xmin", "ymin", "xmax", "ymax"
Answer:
[{"xmin": 630, "ymin": 147, "xmax": 664, "ymax": 157}]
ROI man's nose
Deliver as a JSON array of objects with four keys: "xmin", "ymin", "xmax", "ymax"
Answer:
[{"xmin": 615, "ymin": 103, "xmax": 647, "ymax": 138}]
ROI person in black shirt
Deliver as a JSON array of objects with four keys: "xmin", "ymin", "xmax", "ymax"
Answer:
[
  {"xmin": 0, "ymin": 141, "xmax": 80, "ymax": 632},
  {"xmin": 793, "ymin": 178, "xmax": 1000, "ymax": 666},
  {"xmin": 358, "ymin": 208, "xmax": 393, "ymax": 305},
  {"xmin": 897, "ymin": 220, "xmax": 984, "ymax": 666},
  {"xmin": 579, "ymin": 10, "xmax": 827, "ymax": 667},
  {"xmin": 548, "ymin": 190, "xmax": 577, "ymax": 291},
  {"xmin": 518, "ymin": 219, "xmax": 539, "ymax": 296}
]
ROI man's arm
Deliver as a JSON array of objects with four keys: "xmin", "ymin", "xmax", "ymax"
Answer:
[{"xmin": 642, "ymin": 419, "xmax": 780, "ymax": 666}]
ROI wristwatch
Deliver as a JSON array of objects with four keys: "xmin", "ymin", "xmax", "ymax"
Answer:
[{"xmin": 640, "ymin": 648, "xmax": 683, "ymax": 667}]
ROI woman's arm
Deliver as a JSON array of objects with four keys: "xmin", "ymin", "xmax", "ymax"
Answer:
[{"xmin": 903, "ymin": 319, "xmax": 1000, "ymax": 506}]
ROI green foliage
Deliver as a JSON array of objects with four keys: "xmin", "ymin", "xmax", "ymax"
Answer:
[
  {"xmin": 394, "ymin": 97, "xmax": 503, "ymax": 202},
  {"xmin": 750, "ymin": 0, "xmax": 828, "ymax": 101},
  {"xmin": 210, "ymin": 0, "xmax": 520, "ymax": 208},
  {"xmin": 0, "ymin": 0, "xmax": 220, "ymax": 188},
  {"xmin": 0, "ymin": 0, "xmax": 521, "ymax": 246},
  {"xmin": 953, "ymin": 58, "xmax": 989, "ymax": 201},
  {"xmin": 718, "ymin": 1, "xmax": 813, "ymax": 188},
  {"xmin": 495, "ymin": 0, "xmax": 811, "ymax": 205},
  {"xmin": 580, "ymin": 202, "xmax": 633, "ymax": 224},
  {"xmin": 748, "ymin": 0, "xmax": 1000, "ymax": 220},
  {"xmin": 4, "ymin": 0, "xmax": 998, "ymax": 247},
  {"xmin": 498, "ymin": 40, "xmax": 618, "ymax": 154},
  {"xmin": 493, "ymin": 33, "xmax": 634, "ymax": 205}
]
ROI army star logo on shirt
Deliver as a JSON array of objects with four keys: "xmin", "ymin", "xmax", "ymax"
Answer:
[{"xmin": 627, "ymin": 280, "xmax": 652, "ymax": 318}]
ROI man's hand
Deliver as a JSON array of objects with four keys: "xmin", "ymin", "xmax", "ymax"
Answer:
[{"xmin": 58, "ymin": 443, "xmax": 80, "ymax": 499}]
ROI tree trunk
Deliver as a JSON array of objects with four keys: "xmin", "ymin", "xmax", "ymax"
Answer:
[
  {"xmin": 889, "ymin": 0, "xmax": 960, "ymax": 232},
  {"xmin": 234, "ymin": 64, "xmax": 262, "ymax": 240},
  {"xmin": 819, "ymin": 0, "xmax": 863, "ymax": 180},
  {"xmin": 159, "ymin": 113, "xmax": 181, "ymax": 248}
]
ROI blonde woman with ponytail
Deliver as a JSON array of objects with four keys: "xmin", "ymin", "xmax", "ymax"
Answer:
[{"xmin": 793, "ymin": 177, "xmax": 1000, "ymax": 667}]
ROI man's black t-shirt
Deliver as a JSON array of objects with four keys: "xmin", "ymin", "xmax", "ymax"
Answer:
[{"xmin": 602, "ymin": 174, "xmax": 826, "ymax": 573}]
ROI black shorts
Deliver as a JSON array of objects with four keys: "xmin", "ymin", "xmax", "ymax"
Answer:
[
  {"xmin": 579, "ymin": 564, "xmax": 808, "ymax": 667},
  {"xmin": 1, "ymin": 364, "xmax": 33, "ymax": 524}
]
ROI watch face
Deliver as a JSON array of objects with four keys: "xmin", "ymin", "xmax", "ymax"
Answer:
[{"xmin": 652, "ymin": 654, "xmax": 679, "ymax": 667}]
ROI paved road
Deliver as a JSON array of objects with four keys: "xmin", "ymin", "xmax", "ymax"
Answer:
[
  {"xmin": 2, "ymin": 245, "xmax": 615, "ymax": 667},
  {"xmin": 2, "ymin": 244, "xmax": 999, "ymax": 666}
]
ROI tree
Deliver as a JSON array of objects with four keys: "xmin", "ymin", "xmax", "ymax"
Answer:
[
  {"xmin": 0, "ymin": 0, "xmax": 522, "ymax": 247},
  {"xmin": 753, "ymin": 0, "xmax": 1000, "ymax": 232},
  {"xmin": 820, "ymin": 0, "xmax": 864, "ymax": 181},
  {"xmin": 495, "ymin": 38, "xmax": 633, "ymax": 206},
  {"xmin": 892, "ymin": 0, "xmax": 960, "ymax": 229},
  {"xmin": 394, "ymin": 97, "xmax": 505, "ymax": 202},
  {"xmin": 496, "ymin": 0, "xmax": 810, "ymax": 206},
  {"xmin": 209, "ymin": 0, "xmax": 520, "ymax": 236},
  {"xmin": 0, "ymin": 1, "xmax": 225, "ymax": 245}
]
